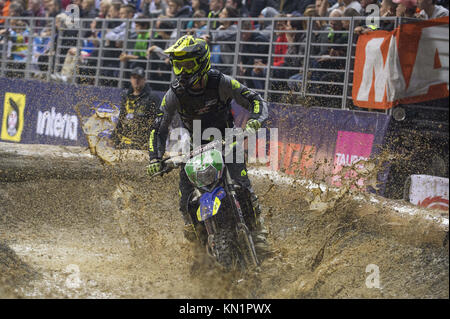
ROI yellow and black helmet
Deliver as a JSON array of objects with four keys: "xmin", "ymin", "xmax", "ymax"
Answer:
[{"xmin": 164, "ymin": 35, "xmax": 211, "ymax": 87}]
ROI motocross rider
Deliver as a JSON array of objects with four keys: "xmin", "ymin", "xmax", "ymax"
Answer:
[{"xmin": 146, "ymin": 35, "xmax": 269, "ymax": 254}]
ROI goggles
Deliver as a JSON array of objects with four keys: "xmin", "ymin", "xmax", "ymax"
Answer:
[{"xmin": 172, "ymin": 58, "xmax": 199, "ymax": 75}]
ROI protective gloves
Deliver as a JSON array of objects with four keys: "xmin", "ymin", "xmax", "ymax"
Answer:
[
  {"xmin": 245, "ymin": 119, "xmax": 262, "ymax": 134},
  {"xmin": 147, "ymin": 159, "xmax": 162, "ymax": 176}
]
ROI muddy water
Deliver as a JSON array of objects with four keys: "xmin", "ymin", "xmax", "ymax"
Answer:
[{"xmin": 0, "ymin": 162, "xmax": 448, "ymax": 298}]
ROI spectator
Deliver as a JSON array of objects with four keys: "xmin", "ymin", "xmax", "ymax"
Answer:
[
  {"xmin": 37, "ymin": 12, "xmax": 78, "ymax": 73},
  {"xmin": 51, "ymin": 18, "xmax": 102, "ymax": 83},
  {"xmin": 208, "ymin": 0, "xmax": 224, "ymax": 29},
  {"xmin": 80, "ymin": 0, "xmax": 99, "ymax": 37},
  {"xmin": 8, "ymin": 1, "xmax": 24, "ymax": 17},
  {"xmin": 281, "ymin": 0, "xmax": 315, "ymax": 14},
  {"xmin": 309, "ymin": 9, "xmax": 346, "ymax": 86},
  {"xmin": 111, "ymin": 66, "xmax": 162, "ymax": 150},
  {"xmin": 324, "ymin": 0, "xmax": 345, "ymax": 16},
  {"xmin": 273, "ymin": 15, "xmax": 307, "ymax": 92},
  {"xmin": 193, "ymin": 0, "xmax": 210, "ymax": 13},
  {"xmin": 1, "ymin": 1, "xmax": 12, "ymax": 24},
  {"xmin": 186, "ymin": 0, "xmax": 209, "ymax": 29},
  {"xmin": 25, "ymin": 0, "xmax": 46, "ymax": 26},
  {"xmin": 343, "ymin": 0, "xmax": 364, "ymax": 14},
  {"xmin": 120, "ymin": 15, "xmax": 150, "ymax": 71},
  {"xmin": 239, "ymin": 19, "xmax": 269, "ymax": 89},
  {"xmin": 361, "ymin": 0, "xmax": 379, "ymax": 12},
  {"xmin": 288, "ymin": 4, "xmax": 321, "ymax": 91},
  {"xmin": 141, "ymin": 0, "xmax": 168, "ymax": 18},
  {"xmin": 187, "ymin": 9, "xmax": 208, "ymax": 37},
  {"xmin": 166, "ymin": 0, "xmax": 192, "ymax": 30},
  {"xmin": 394, "ymin": 0, "xmax": 417, "ymax": 17},
  {"xmin": 416, "ymin": 0, "xmax": 449, "ymax": 18},
  {"xmin": 44, "ymin": 0, "xmax": 61, "ymax": 18},
  {"xmin": 5, "ymin": 19, "xmax": 29, "ymax": 78},
  {"xmin": 100, "ymin": 3, "xmax": 136, "ymax": 86},
  {"xmin": 271, "ymin": 14, "xmax": 288, "ymax": 71},
  {"xmin": 380, "ymin": 0, "xmax": 398, "ymax": 16},
  {"xmin": 107, "ymin": 1, "xmax": 122, "ymax": 28},
  {"xmin": 226, "ymin": 0, "xmax": 249, "ymax": 16},
  {"xmin": 30, "ymin": 26, "xmax": 52, "ymax": 75},
  {"xmin": 206, "ymin": 5, "xmax": 239, "ymax": 75},
  {"xmin": 98, "ymin": 0, "xmax": 112, "ymax": 18},
  {"xmin": 146, "ymin": 18, "xmax": 173, "ymax": 91},
  {"xmin": 258, "ymin": 6, "xmax": 279, "ymax": 38},
  {"xmin": 81, "ymin": 0, "xmax": 99, "ymax": 19},
  {"xmin": 247, "ymin": 0, "xmax": 279, "ymax": 17}
]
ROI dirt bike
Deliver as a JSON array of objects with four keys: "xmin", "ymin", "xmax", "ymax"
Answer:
[{"xmin": 150, "ymin": 130, "xmax": 260, "ymax": 272}]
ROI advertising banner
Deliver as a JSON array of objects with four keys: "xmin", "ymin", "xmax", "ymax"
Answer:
[
  {"xmin": 0, "ymin": 77, "xmax": 391, "ymax": 194},
  {"xmin": 255, "ymin": 105, "xmax": 391, "ymax": 193},
  {"xmin": 352, "ymin": 17, "xmax": 449, "ymax": 110},
  {"xmin": 0, "ymin": 77, "xmax": 122, "ymax": 146},
  {"xmin": 408, "ymin": 175, "xmax": 449, "ymax": 211}
]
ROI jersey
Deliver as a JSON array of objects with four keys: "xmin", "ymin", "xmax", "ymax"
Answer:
[{"xmin": 148, "ymin": 69, "xmax": 268, "ymax": 160}]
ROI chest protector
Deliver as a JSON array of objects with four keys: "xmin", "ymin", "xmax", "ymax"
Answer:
[{"xmin": 170, "ymin": 69, "xmax": 234, "ymax": 134}]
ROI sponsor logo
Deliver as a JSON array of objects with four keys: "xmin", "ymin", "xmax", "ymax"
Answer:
[
  {"xmin": 353, "ymin": 17, "xmax": 449, "ymax": 109},
  {"xmin": 36, "ymin": 107, "xmax": 78, "ymax": 141},
  {"xmin": 332, "ymin": 131, "xmax": 374, "ymax": 186},
  {"xmin": 1, "ymin": 92, "xmax": 26, "ymax": 142},
  {"xmin": 418, "ymin": 196, "xmax": 449, "ymax": 211}
]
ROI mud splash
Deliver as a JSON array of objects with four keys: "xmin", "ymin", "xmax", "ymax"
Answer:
[{"xmin": 0, "ymin": 143, "xmax": 448, "ymax": 298}]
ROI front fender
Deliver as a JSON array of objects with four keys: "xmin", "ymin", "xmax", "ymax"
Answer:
[{"xmin": 196, "ymin": 187, "xmax": 226, "ymax": 222}]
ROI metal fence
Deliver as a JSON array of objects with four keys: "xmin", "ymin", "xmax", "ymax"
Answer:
[{"xmin": 0, "ymin": 15, "xmax": 424, "ymax": 111}]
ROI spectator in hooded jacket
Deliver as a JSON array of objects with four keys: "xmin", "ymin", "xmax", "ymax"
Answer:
[{"xmin": 258, "ymin": 6, "xmax": 279, "ymax": 38}]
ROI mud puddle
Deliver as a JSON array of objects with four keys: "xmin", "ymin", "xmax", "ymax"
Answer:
[{"xmin": 0, "ymin": 167, "xmax": 448, "ymax": 298}]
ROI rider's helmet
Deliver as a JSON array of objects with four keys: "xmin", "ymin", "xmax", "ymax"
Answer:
[{"xmin": 164, "ymin": 35, "xmax": 211, "ymax": 88}]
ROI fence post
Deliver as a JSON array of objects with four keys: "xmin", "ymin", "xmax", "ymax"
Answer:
[
  {"xmin": 118, "ymin": 19, "xmax": 130, "ymax": 88},
  {"xmin": 94, "ymin": 19, "xmax": 106, "ymax": 87},
  {"xmin": 341, "ymin": 17, "xmax": 355, "ymax": 110},
  {"xmin": 46, "ymin": 18, "xmax": 57, "ymax": 81},
  {"xmin": 263, "ymin": 17, "xmax": 275, "ymax": 101},
  {"xmin": 24, "ymin": 18, "xmax": 35, "ymax": 80},
  {"xmin": 72, "ymin": 18, "xmax": 82, "ymax": 85},
  {"xmin": 301, "ymin": 17, "xmax": 313, "ymax": 98},
  {"xmin": 1, "ymin": 17, "xmax": 10, "ymax": 77},
  {"xmin": 232, "ymin": 19, "xmax": 241, "ymax": 79}
]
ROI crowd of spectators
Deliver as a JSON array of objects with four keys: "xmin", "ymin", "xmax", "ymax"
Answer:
[{"xmin": 0, "ymin": 0, "xmax": 449, "ymax": 104}]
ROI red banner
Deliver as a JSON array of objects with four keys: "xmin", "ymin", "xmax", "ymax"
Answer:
[{"xmin": 352, "ymin": 17, "xmax": 449, "ymax": 110}]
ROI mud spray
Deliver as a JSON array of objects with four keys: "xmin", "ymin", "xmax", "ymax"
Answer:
[{"xmin": 0, "ymin": 99, "xmax": 448, "ymax": 298}]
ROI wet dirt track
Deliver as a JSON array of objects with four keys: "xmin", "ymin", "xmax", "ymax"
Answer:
[{"xmin": 0, "ymin": 144, "xmax": 448, "ymax": 299}]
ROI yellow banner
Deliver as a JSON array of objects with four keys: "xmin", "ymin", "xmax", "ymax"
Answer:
[{"xmin": 1, "ymin": 93, "xmax": 26, "ymax": 142}]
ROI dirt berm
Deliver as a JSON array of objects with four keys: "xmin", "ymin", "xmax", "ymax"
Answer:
[{"xmin": 0, "ymin": 142, "xmax": 448, "ymax": 298}]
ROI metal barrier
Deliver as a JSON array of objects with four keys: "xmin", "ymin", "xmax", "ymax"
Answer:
[{"xmin": 0, "ymin": 15, "xmax": 422, "ymax": 110}]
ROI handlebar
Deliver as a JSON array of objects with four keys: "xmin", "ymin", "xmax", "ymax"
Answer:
[{"xmin": 148, "ymin": 128, "xmax": 253, "ymax": 179}]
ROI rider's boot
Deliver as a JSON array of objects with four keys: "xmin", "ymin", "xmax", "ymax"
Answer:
[{"xmin": 249, "ymin": 192, "xmax": 271, "ymax": 256}]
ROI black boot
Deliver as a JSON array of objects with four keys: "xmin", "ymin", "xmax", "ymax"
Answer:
[{"xmin": 249, "ymin": 192, "xmax": 270, "ymax": 256}]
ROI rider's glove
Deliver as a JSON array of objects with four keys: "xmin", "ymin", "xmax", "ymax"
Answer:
[
  {"xmin": 147, "ymin": 159, "xmax": 162, "ymax": 176},
  {"xmin": 245, "ymin": 119, "xmax": 262, "ymax": 134}
]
